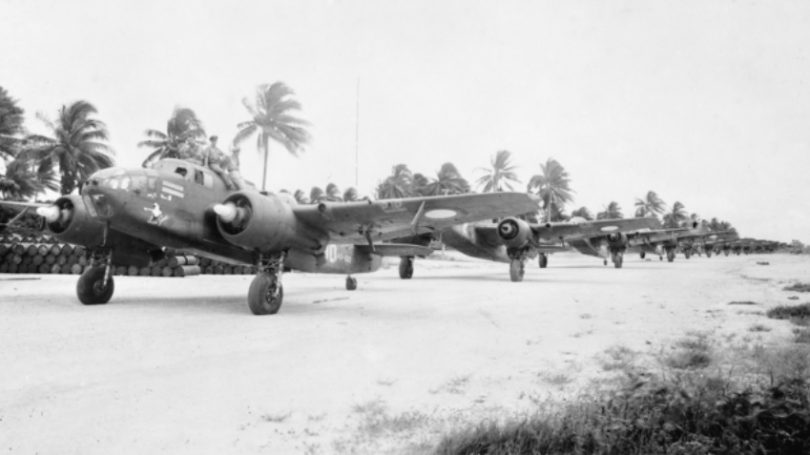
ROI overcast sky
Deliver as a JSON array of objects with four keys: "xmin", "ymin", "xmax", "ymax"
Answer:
[{"xmin": 2, "ymin": 0, "xmax": 809, "ymax": 242}]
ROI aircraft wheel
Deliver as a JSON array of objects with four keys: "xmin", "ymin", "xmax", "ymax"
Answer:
[
  {"xmin": 509, "ymin": 259, "xmax": 524, "ymax": 282},
  {"xmin": 667, "ymin": 250, "xmax": 675, "ymax": 262},
  {"xmin": 612, "ymin": 252, "xmax": 623, "ymax": 269},
  {"xmin": 538, "ymin": 254, "xmax": 548, "ymax": 269},
  {"xmin": 659, "ymin": 256, "xmax": 663, "ymax": 261},
  {"xmin": 346, "ymin": 276, "xmax": 358, "ymax": 291},
  {"xmin": 77, "ymin": 266, "xmax": 114, "ymax": 305},
  {"xmin": 398, "ymin": 256, "xmax": 414, "ymax": 279},
  {"xmin": 248, "ymin": 273, "xmax": 283, "ymax": 315},
  {"xmin": 603, "ymin": 259, "xmax": 608, "ymax": 266},
  {"xmin": 640, "ymin": 251, "xmax": 646, "ymax": 259}
]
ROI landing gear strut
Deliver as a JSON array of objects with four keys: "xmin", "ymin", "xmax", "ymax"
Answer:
[
  {"xmin": 610, "ymin": 249, "xmax": 624, "ymax": 269},
  {"xmin": 507, "ymin": 248, "xmax": 530, "ymax": 282},
  {"xmin": 399, "ymin": 256, "xmax": 414, "ymax": 279},
  {"xmin": 248, "ymin": 252, "xmax": 285, "ymax": 315},
  {"xmin": 77, "ymin": 249, "xmax": 114, "ymax": 305}
]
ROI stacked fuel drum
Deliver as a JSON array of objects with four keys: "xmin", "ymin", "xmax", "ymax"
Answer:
[{"xmin": 0, "ymin": 234, "xmax": 255, "ymax": 277}]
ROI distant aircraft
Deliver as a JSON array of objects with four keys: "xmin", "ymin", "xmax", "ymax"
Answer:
[
  {"xmin": 1, "ymin": 159, "xmax": 538, "ymax": 315},
  {"xmin": 395, "ymin": 216, "xmax": 661, "ymax": 281},
  {"xmin": 625, "ymin": 221, "xmax": 708, "ymax": 262}
]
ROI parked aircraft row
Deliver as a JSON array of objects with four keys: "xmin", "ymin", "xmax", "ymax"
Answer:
[{"xmin": 0, "ymin": 158, "xmax": 778, "ymax": 315}]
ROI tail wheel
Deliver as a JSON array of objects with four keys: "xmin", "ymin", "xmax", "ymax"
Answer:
[
  {"xmin": 77, "ymin": 266, "xmax": 114, "ymax": 305},
  {"xmin": 398, "ymin": 256, "xmax": 414, "ymax": 279},
  {"xmin": 248, "ymin": 273, "xmax": 283, "ymax": 315},
  {"xmin": 509, "ymin": 259, "xmax": 524, "ymax": 282},
  {"xmin": 346, "ymin": 276, "xmax": 358, "ymax": 290},
  {"xmin": 538, "ymin": 254, "xmax": 548, "ymax": 269}
]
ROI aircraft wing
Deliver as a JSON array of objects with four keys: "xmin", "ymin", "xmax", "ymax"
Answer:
[
  {"xmin": 293, "ymin": 192, "xmax": 539, "ymax": 243},
  {"xmin": 534, "ymin": 217, "xmax": 662, "ymax": 241}
]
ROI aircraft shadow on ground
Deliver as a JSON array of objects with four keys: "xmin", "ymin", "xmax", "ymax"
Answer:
[{"xmin": 112, "ymin": 291, "xmax": 357, "ymax": 316}]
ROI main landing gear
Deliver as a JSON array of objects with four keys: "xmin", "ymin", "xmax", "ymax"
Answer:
[
  {"xmin": 610, "ymin": 249, "xmax": 624, "ymax": 268},
  {"xmin": 345, "ymin": 276, "xmax": 358, "ymax": 290},
  {"xmin": 399, "ymin": 256, "xmax": 414, "ymax": 279},
  {"xmin": 538, "ymin": 253, "xmax": 548, "ymax": 269},
  {"xmin": 666, "ymin": 248, "xmax": 676, "ymax": 262},
  {"xmin": 507, "ymin": 248, "xmax": 528, "ymax": 282},
  {"xmin": 77, "ymin": 249, "xmax": 114, "ymax": 305},
  {"xmin": 248, "ymin": 253, "xmax": 285, "ymax": 315}
]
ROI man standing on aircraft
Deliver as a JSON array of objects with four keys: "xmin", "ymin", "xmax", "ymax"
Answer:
[{"xmin": 203, "ymin": 136, "xmax": 237, "ymax": 189}]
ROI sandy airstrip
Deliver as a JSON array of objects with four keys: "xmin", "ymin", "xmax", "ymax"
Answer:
[{"xmin": 1, "ymin": 251, "xmax": 808, "ymax": 454}]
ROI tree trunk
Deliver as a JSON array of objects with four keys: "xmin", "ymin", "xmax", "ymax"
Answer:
[{"xmin": 261, "ymin": 144, "xmax": 268, "ymax": 191}]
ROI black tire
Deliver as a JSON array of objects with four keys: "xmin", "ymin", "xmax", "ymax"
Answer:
[
  {"xmin": 77, "ymin": 266, "xmax": 114, "ymax": 305},
  {"xmin": 509, "ymin": 259, "xmax": 524, "ymax": 282},
  {"xmin": 640, "ymin": 251, "xmax": 646, "ymax": 259},
  {"xmin": 603, "ymin": 259, "xmax": 608, "ymax": 266},
  {"xmin": 538, "ymin": 254, "xmax": 548, "ymax": 269},
  {"xmin": 667, "ymin": 250, "xmax": 675, "ymax": 262},
  {"xmin": 613, "ymin": 253, "xmax": 623, "ymax": 269},
  {"xmin": 398, "ymin": 256, "xmax": 414, "ymax": 279},
  {"xmin": 346, "ymin": 276, "xmax": 358, "ymax": 290},
  {"xmin": 248, "ymin": 273, "xmax": 283, "ymax": 315}
]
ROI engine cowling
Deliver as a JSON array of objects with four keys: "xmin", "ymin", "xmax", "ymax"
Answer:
[
  {"xmin": 39, "ymin": 194, "xmax": 107, "ymax": 247},
  {"xmin": 606, "ymin": 232, "xmax": 629, "ymax": 247},
  {"xmin": 496, "ymin": 217, "xmax": 534, "ymax": 249},
  {"xmin": 214, "ymin": 191, "xmax": 323, "ymax": 252}
]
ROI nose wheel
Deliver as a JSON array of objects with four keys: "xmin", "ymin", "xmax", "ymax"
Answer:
[
  {"xmin": 346, "ymin": 276, "xmax": 358, "ymax": 290},
  {"xmin": 248, "ymin": 253, "xmax": 285, "ymax": 315}
]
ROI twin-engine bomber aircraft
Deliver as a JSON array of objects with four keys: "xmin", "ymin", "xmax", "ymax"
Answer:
[
  {"xmin": 2, "ymin": 159, "xmax": 538, "ymax": 315},
  {"xmin": 395, "ymin": 216, "xmax": 662, "ymax": 281}
]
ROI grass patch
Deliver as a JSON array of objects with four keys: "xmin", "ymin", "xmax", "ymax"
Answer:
[
  {"xmin": 748, "ymin": 324, "xmax": 771, "ymax": 332},
  {"xmin": 766, "ymin": 303, "xmax": 810, "ymax": 326},
  {"xmin": 728, "ymin": 300, "xmax": 758, "ymax": 305},
  {"xmin": 663, "ymin": 334, "xmax": 713, "ymax": 370},
  {"xmin": 435, "ymin": 347, "xmax": 810, "ymax": 455},
  {"xmin": 431, "ymin": 375, "xmax": 471, "ymax": 394},
  {"xmin": 784, "ymin": 283, "xmax": 810, "ymax": 292},
  {"xmin": 600, "ymin": 346, "xmax": 638, "ymax": 372},
  {"xmin": 794, "ymin": 329, "xmax": 810, "ymax": 345},
  {"xmin": 352, "ymin": 399, "xmax": 429, "ymax": 436}
]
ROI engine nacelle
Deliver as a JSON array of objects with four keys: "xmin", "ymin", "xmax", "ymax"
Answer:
[
  {"xmin": 214, "ymin": 191, "xmax": 323, "ymax": 253},
  {"xmin": 42, "ymin": 194, "xmax": 107, "ymax": 247},
  {"xmin": 496, "ymin": 217, "xmax": 534, "ymax": 249}
]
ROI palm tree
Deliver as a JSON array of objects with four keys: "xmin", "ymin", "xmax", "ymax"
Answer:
[
  {"xmin": 476, "ymin": 150, "xmax": 520, "ymax": 192},
  {"xmin": 342, "ymin": 187, "xmax": 359, "ymax": 202},
  {"xmin": 0, "ymin": 156, "xmax": 58, "ymax": 200},
  {"xmin": 423, "ymin": 162, "xmax": 470, "ymax": 196},
  {"xmin": 527, "ymin": 158, "xmax": 574, "ymax": 222},
  {"xmin": 376, "ymin": 164, "xmax": 414, "ymax": 199},
  {"xmin": 570, "ymin": 206, "xmax": 594, "ymax": 221},
  {"xmin": 22, "ymin": 101, "xmax": 114, "ymax": 195},
  {"xmin": 233, "ymin": 82, "xmax": 312, "ymax": 191},
  {"xmin": 662, "ymin": 201, "xmax": 688, "ymax": 228},
  {"xmin": 138, "ymin": 107, "xmax": 206, "ymax": 168},
  {"xmin": 597, "ymin": 201, "xmax": 623, "ymax": 220},
  {"xmin": 293, "ymin": 189, "xmax": 309, "ymax": 204},
  {"xmin": 324, "ymin": 182, "xmax": 342, "ymax": 201},
  {"xmin": 309, "ymin": 186, "xmax": 325, "ymax": 203},
  {"xmin": 412, "ymin": 172, "xmax": 431, "ymax": 196},
  {"xmin": 0, "ymin": 86, "xmax": 26, "ymax": 162},
  {"xmin": 634, "ymin": 190, "xmax": 666, "ymax": 218}
]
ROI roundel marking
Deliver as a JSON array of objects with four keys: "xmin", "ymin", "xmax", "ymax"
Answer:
[{"xmin": 424, "ymin": 209, "xmax": 458, "ymax": 220}]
